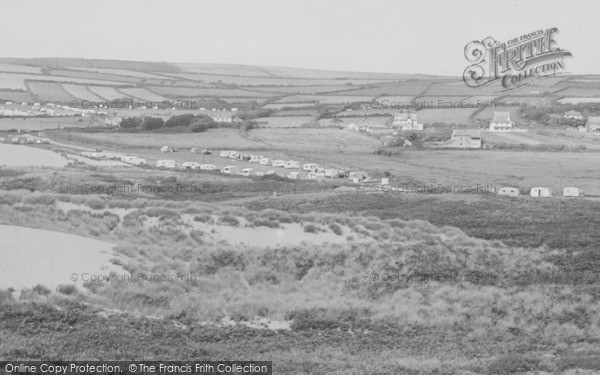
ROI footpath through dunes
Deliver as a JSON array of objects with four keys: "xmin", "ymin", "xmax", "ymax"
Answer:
[{"xmin": 0, "ymin": 225, "xmax": 127, "ymax": 293}]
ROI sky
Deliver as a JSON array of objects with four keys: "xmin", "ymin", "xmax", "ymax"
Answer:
[{"xmin": 1, "ymin": 0, "xmax": 599, "ymax": 75}]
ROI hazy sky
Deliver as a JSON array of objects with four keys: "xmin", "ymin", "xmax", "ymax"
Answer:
[{"xmin": 1, "ymin": 0, "xmax": 599, "ymax": 75}]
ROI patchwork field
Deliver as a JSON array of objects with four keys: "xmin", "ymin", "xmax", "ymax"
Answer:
[
  {"xmin": 27, "ymin": 81, "xmax": 75, "ymax": 103},
  {"xmin": 148, "ymin": 86, "xmax": 274, "ymax": 98},
  {"xmin": 0, "ymin": 91, "xmax": 32, "ymax": 103},
  {"xmin": 558, "ymin": 97, "xmax": 600, "ymax": 104},
  {"xmin": 0, "ymin": 63, "xmax": 42, "ymax": 74},
  {"xmin": 414, "ymin": 108, "xmax": 476, "ymax": 124},
  {"xmin": 256, "ymin": 116, "xmax": 315, "ymax": 128},
  {"xmin": 119, "ymin": 88, "xmax": 169, "ymax": 102},
  {"xmin": 318, "ymin": 116, "xmax": 391, "ymax": 128},
  {"xmin": 88, "ymin": 86, "xmax": 132, "ymax": 100},
  {"xmin": 277, "ymin": 95, "xmax": 374, "ymax": 104},
  {"xmin": 62, "ymin": 84, "xmax": 103, "ymax": 102}
]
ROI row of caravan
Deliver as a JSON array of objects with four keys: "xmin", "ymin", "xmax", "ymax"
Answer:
[
  {"xmin": 219, "ymin": 150, "xmax": 320, "ymax": 171},
  {"xmin": 498, "ymin": 187, "xmax": 583, "ymax": 197}
]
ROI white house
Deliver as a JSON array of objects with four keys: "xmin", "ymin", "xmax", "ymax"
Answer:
[
  {"xmin": 498, "ymin": 187, "xmax": 520, "ymax": 197},
  {"xmin": 530, "ymin": 187, "xmax": 552, "ymax": 197},
  {"xmin": 393, "ymin": 113, "xmax": 423, "ymax": 130},
  {"xmin": 156, "ymin": 160, "xmax": 176, "ymax": 169},
  {"xmin": 489, "ymin": 111, "xmax": 514, "ymax": 132},
  {"xmin": 563, "ymin": 187, "xmax": 582, "ymax": 197}
]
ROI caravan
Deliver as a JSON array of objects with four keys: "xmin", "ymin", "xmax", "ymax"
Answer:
[
  {"xmin": 156, "ymin": 160, "xmax": 176, "ymax": 169},
  {"xmin": 530, "ymin": 187, "xmax": 552, "ymax": 197},
  {"xmin": 221, "ymin": 165, "xmax": 239, "ymax": 174}
]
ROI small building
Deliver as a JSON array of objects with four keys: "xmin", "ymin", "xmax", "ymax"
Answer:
[
  {"xmin": 347, "ymin": 123, "xmax": 359, "ymax": 131},
  {"xmin": 221, "ymin": 165, "xmax": 239, "ymax": 174},
  {"xmin": 348, "ymin": 171, "xmax": 368, "ymax": 181},
  {"xmin": 530, "ymin": 187, "xmax": 552, "ymax": 197},
  {"xmin": 563, "ymin": 187, "xmax": 582, "ymax": 197},
  {"xmin": 392, "ymin": 113, "xmax": 422, "ymax": 130},
  {"xmin": 586, "ymin": 116, "xmax": 600, "ymax": 132},
  {"xmin": 160, "ymin": 145, "xmax": 174, "ymax": 153},
  {"xmin": 105, "ymin": 116, "xmax": 122, "ymax": 126},
  {"xmin": 498, "ymin": 187, "xmax": 520, "ymax": 197},
  {"xmin": 156, "ymin": 160, "xmax": 176, "ymax": 169},
  {"xmin": 447, "ymin": 129, "xmax": 482, "ymax": 148},
  {"xmin": 182, "ymin": 162, "xmax": 200, "ymax": 170},
  {"xmin": 489, "ymin": 111, "xmax": 514, "ymax": 132},
  {"xmin": 564, "ymin": 110, "xmax": 583, "ymax": 120}
]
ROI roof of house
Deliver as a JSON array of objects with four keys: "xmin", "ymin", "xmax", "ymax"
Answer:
[
  {"xmin": 393, "ymin": 113, "xmax": 417, "ymax": 121},
  {"xmin": 452, "ymin": 129, "xmax": 481, "ymax": 138}
]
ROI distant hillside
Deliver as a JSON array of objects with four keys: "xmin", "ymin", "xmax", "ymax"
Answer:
[{"xmin": 0, "ymin": 58, "xmax": 181, "ymax": 73}]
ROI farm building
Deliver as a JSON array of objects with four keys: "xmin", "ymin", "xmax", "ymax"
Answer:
[
  {"xmin": 564, "ymin": 110, "xmax": 583, "ymax": 120},
  {"xmin": 156, "ymin": 160, "xmax": 176, "ymax": 169},
  {"xmin": 530, "ymin": 187, "xmax": 552, "ymax": 197},
  {"xmin": 563, "ymin": 187, "xmax": 582, "ymax": 197},
  {"xmin": 160, "ymin": 145, "xmax": 174, "ymax": 153},
  {"xmin": 498, "ymin": 187, "xmax": 520, "ymax": 197},
  {"xmin": 586, "ymin": 117, "xmax": 600, "ymax": 132},
  {"xmin": 393, "ymin": 113, "xmax": 423, "ymax": 130},
  {"xmin": 392, "ymin": 112, "xmax": 423, "ymax": 130},
  {"xmin": 489, "ymin": 111, "xmax": 514, "ymax": 132},
  {"xmin": 182, "ymin": 162, "xmax": 200, "ymax": 170},
  {"xmin": 221, "ymin": 165, "xmax": 239, "ymax": 174},
  {"xmin": 446, "ymin": 129, "xmax": 482, "ymax": 148}
]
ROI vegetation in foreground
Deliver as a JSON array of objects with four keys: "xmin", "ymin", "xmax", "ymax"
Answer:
[{"xmin": 1, "ymin": 165, "xmax": 600, "ymax": 374}]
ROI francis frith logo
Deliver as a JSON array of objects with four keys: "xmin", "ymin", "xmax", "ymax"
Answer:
[{"xmin": 463, "ymin": 27, "xmax": 572, "ymax": 89}]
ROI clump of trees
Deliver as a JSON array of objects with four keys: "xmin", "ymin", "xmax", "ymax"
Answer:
[{"xmin": 119, "ymin": 114, "xmax": 218, "ymax": 133}]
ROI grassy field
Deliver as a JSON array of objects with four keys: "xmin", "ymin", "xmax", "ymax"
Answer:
[
  {"xmin": 256, "ymin": 116, "xmax": 315, "ymax": 128},
  {"xmin": 27, "ymin": 81, "xmax": 75, "ymax": 103},
  {"xmin": 414, "ymin": 108, "xmax": 476, "ymax": 124},
  {"xmin": 62, "ymin": 84, "xmax": 104, "ymax": 102}
]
